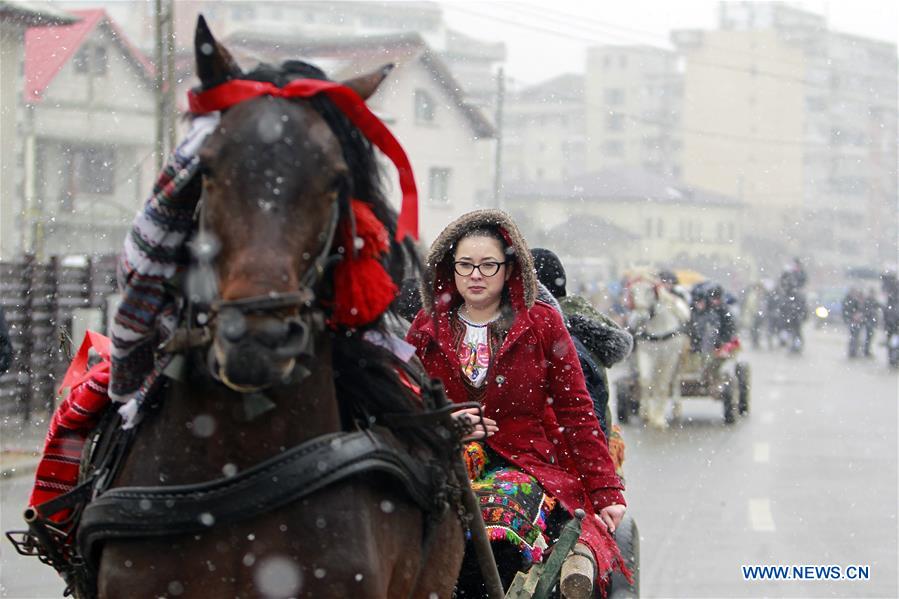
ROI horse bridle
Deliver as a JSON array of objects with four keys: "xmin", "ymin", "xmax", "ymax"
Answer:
[{"xmin": 168, "ymin": 191, "xmax": 342, "ymax": 393}]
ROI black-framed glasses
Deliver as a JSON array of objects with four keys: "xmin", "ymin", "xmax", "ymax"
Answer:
[{"xmin": 453, "ymin": 261, "xmax": 506, "ymax": 277}]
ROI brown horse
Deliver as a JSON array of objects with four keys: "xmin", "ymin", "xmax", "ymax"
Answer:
[{"xmin": 82, "ymin": 18, "xmax": 464, "ymax": 599}]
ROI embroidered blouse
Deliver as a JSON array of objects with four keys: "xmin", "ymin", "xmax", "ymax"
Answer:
[{"xmin": 452, "ymin": 310, "xmax": 505, "ymax": 403}]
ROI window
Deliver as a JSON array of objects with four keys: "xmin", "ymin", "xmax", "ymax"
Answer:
[
  {"xmin": 606, "ymin": 113, "xmax": 624, "ymax": 131},
  {"xmin": 656, "ymin": 218, "xmax": 664, "ymax": 238},
  {"xmin": 93, "ymin": 45, "xmax": 108, "ymax": 76},
  {"xmin": 619, "ymin": 55, "xmax": 628, "ymax": 68},
  {"xmin": 645, "ymin": 218, "xmax": 653, "ymax": 237},
  {"xmin": 73, "ymin": 44, "xmax": 108, "ymax": 76},
  {"xmin": 604, "ymin": 88, "xmax": 624, "ymax": 105},
  {"xmin": 428, "ymin": 167, "xmax": 450, "ymax": 204},
  {"xmin": 74, "ymin": 47, "xmax": 90, "ymax": 73},
  {"xmin": 66, "ymin": 145, "xmax": 116, "ymax": 198},
  {"xmin": 414, "ymin": 89, "xmax": 435, "ymax": 124}
]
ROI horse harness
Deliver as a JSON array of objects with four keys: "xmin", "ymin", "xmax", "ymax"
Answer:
[
  {"xmin": 10, "ymin": 372, "xmax": 466, "ymax": 598},
  {"xmin": 634, "ymin": 327, "xmax": 682, "ymax": 342}
]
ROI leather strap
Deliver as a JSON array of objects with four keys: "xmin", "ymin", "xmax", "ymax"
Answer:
[
  {"xmin": 77, "ymin": 430, "xmax": 444, "ymax": 567},
  {"xmin": 636, "ymin": 328, "xmax": 680, "ymax": 342}
]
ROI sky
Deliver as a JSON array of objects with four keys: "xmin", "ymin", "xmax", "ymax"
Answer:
[{"xmin": 439, "ymin": 0, "xmax": 899, "ymax": 85}]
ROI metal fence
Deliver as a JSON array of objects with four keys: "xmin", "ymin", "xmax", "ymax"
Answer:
[{"xmin": 0, "ymin": 255, "xmax": 118, "ymax": 422}]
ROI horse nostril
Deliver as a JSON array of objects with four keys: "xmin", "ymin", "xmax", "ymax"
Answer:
[
  {"xmin": 273, "ymin": 319, "xmax": 310, "ymax": 359},
  {"xmin": 254, "ymin": 318, "xmax": 290, "ymax": 346},
  {"xmin": 287, "ymin": 319, "xmax": 309, "ymax": 345},
  {"xmin": 219, "ymin": 308, "xmax": 247, "ymax": 342}
]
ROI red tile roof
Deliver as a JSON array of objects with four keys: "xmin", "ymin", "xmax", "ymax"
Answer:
[{"xmin": 24, "ymin": 8, "xmax": 153, "ymax": 104}]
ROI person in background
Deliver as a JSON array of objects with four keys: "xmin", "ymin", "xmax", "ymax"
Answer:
[
  {"xmin": 842, "ymin": 288, "xmax": 865, "ymax": 359},
  {"xmin": 658, "ymin": 269, "xmax": 691, "ymax": 306},
  {"xmin": 776, "ymin": 269, "xmax": 808, "ymax": 353},
  {"xmin": 741, "ymin": 282, "xmax": 769, "ymax": 350},
  {"xmin": 530, "ymin": 248, "xmax": 632, "ymax": 470},
  {"xmin": 407, "ymin": 210, "xmax": 628, "ymax": 598},
  {"xmin": 881, "ymin": 270, "xmax": 899, "ymax": 367},
  {"xmin": 0, "ymin": 307, "xmax": 12, "ymax": 376},
  {"xmin": 862, "ymin": 289, "xmax": 881, "ymax": 358}
]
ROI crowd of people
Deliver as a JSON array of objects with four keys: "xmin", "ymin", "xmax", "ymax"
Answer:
[{"xmin": 739, "ymin": 260, "xmax": 810, "ymax": 354}]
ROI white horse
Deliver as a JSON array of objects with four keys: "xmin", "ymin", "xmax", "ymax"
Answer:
[{"xmin": 626, "ymin": 276, "xmax": 690, "ymax": 429}]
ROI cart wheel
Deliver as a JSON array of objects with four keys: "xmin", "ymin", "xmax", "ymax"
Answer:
[
  {"xmin": 721, "ymin": 379, "xmax": 736, "ymax": 424},
  {"xmin": 735, "ymin": 362, "xmax": 750, "ymax": 415},
  {"xmin": 608, "ymin": 513, "xmax": 639, "ymax": 599},
  {"xmin": 616, "ymin": 380, "xmax": 632, "ymax": 424}
]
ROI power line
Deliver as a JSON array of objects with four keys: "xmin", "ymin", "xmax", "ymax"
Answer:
[
  {"xmin": 444, "ymin": 4, "xmax": 898, "ymax": 102},
  {"xmin": 510, "ymin": 1, "xmax": 898, "ymax": 84}
]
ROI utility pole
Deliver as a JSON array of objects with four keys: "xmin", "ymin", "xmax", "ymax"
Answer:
[
  {"xmin": 492, "ymin": 67, "xmax": 505, "ymax": 211},
  {"xmin": 165, "ymin": 1, "xmax": 176, "ymax": 153},
  {"xmin": 154, "ymin": 0, "xmax": 175, "ymax": 170},
  {"xmin": 154, "ymin": 0, "xmax": 164, "ymax": 171}
]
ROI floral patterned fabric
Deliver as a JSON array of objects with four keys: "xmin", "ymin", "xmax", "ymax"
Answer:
[
  {"xmin": 457, "ymin": 315, "xmax": 492, "ymax": 387},
  {"xmin": 465, "ymin": 442, "xmax": 557, "ymax": 565}
]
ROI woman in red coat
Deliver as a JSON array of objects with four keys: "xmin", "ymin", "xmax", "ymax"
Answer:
[{"xmin": 406, "ymin": 210, "xmax": 627, "ymax": 597}]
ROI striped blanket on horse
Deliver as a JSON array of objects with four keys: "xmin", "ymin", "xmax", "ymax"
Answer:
[{"xmin": 29, "ymin": 333, "xmax": 112, "ymax": 520}]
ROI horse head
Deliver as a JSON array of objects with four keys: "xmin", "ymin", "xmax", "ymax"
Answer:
[
  {"xmin": 191, "ymin": 17, "xmax": 397, "ymax": 391},
  {"xmin": 626, "ymin": 277, "xmax": 660, "ymax": 320}
]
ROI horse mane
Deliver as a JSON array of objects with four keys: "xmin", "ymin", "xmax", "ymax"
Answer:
[{"xmin": 241, "ymin": 61, "xmax": 445, "ymax": 453}]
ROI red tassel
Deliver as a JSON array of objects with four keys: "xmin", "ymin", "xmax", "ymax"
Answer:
[
  {"xmin": 350, "ymin": 200, "xmax": 390, "ymax": 259},
  {"xmin": 331, "ymin": 255, "xmax": 397, "ymax": 327},
  {"xmin": 328, "ymin": 199, "xmax": 398, "ymax": 328}
]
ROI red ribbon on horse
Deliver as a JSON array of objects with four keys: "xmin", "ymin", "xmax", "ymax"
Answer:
[{"xmin": 188, "ymin": 78, "xmax": 419, "ymax": 243}]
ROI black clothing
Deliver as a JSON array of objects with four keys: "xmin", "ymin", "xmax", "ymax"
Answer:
[
  {"xmin": 531, "ymin": 248, "xmax": 567, "ymax": 298},
  {"xmin": 0, "ymin": 308, "xmax": 12, "ymax": 376},
  {"xmin": 572, "ymin": 334, "xmax": 609, "ymax": 438}
]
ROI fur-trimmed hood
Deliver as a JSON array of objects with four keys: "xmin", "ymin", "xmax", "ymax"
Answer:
[
  {"xmin": 420, "ymin": 209, "xmax": 537, "ymax": 315},
  {"xmin": 559, "ymin": 295, "xmax": 633, "ymax": 368}
]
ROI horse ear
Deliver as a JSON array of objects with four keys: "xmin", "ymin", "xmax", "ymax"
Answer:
[
  {"xmin": 195, "ymin": 15, "xmax": 242, "ymax": 90},
  {"xmin": 342, "ymin": 64, "xmax": 394, "ymax": 100}
]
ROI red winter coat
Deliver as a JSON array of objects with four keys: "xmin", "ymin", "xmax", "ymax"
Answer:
[{"xmin": 407, "ymin": 209, "xmax": 626, "ymax": 579}]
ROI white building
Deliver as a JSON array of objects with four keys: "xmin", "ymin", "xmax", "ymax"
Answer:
[
  {"xmin": 503, "ymin": 167, "xmax": 747, "ymax": 286},
  {"xmin": 216, "ymin": 31, "xmax": 497, "ymax": 247},
  {"xmin": 584, "ymin": 45, "xmax": 683, "ymax": 178},
  {"xmin": 0, "ymin": 1, "xmax": 74, "ymax": 260},
  {"xmin": 502, "ymin": 74, "xmax": 586, "ymax": 186},
  {"xmin": 18, "ymin": 8, "xmax": 156, "ymax": 259},
  {"xmin": 167, "ymin": 0, "xmax": 505, "ymax": 111},
  {"xmin": 676, "ymin": 1, "xmax": 898, "ymax": 280}
]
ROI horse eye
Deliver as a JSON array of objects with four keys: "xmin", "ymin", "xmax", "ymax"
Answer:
[{"xmin": 332, "ymin": 173, "xmax": 350, "ymax": 194}]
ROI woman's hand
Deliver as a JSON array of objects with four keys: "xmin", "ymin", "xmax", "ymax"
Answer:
[
  {"xmin": 452, "ymin": 407, "xmax": 498, "ymax": 442},
  {"xmin": 596, "ymin": 504, "xmax": 626, "ymax": 534}
]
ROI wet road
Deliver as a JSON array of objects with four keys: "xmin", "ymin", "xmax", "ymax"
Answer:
[
  {"xmin": 619, "ymin": 326, "xmax": 898, "ymax": 597},
  {"xmin": 1, "ymin": 326, "xmax": 895, "ymax": 598}
]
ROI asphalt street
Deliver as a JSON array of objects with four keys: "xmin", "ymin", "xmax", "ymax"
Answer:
[
  {"xmin": 619, "ymin": 325, "xmax": 898, "ymax": 597},
  {"xmin": 0, "ymin": 326, "xmax": 896, "ymax": 598}
]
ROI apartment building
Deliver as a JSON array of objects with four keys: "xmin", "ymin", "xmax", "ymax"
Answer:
[{"xmin": 584, "ymin": 45, "xmax": 683, "ymax": 178}]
